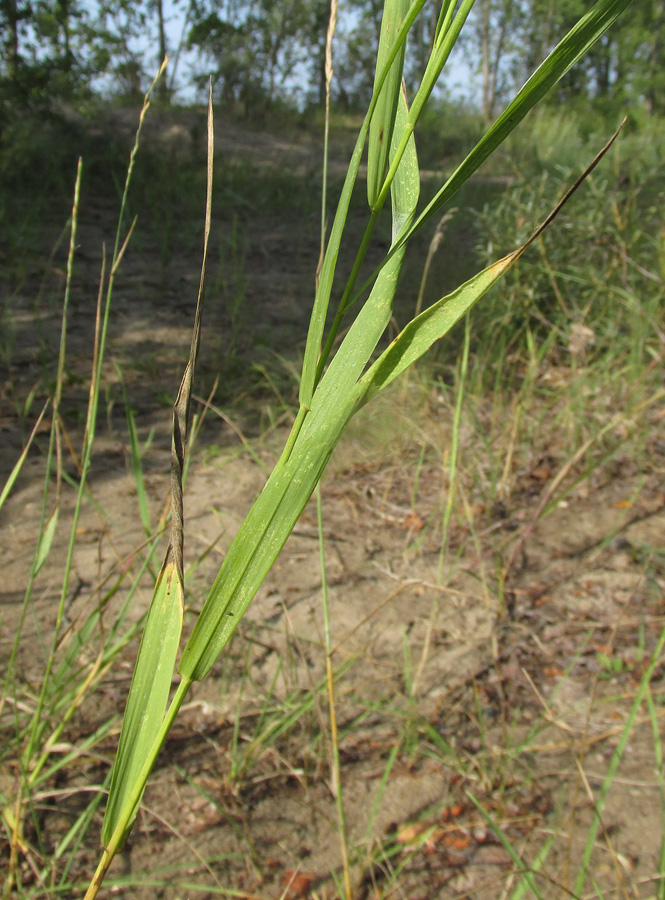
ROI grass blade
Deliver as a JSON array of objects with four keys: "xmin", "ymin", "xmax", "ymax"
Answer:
[
  {"xmin": 299, "ymin": 0, "xmax": 427, "ymax": 410},
  {"xmin": 33, "ymin": 508, "xmax": 59, "ymax": 576},
  {"xmin": 0, "ymin": 400, "xmax": 49, "ymax": 512},
  {"xmin": 361, "ymin": 122, "xmax": 624, "ymax": 402},
  {"xmin": 466, "ymin": 790, "xmax": 549, "ymax": 900},
  {"xmin": 100, "ymin": 561, "xmax": 183, "ymax": 846},
  {"xmin": 179, "ymin": 87, "xmax": 419, "ymax": 684},
  {"xmin": 367, "ymin": 0, "xmax": 410, "ymax": 209}
]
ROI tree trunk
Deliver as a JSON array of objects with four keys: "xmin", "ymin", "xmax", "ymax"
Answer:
[
  {"xmin": 1, "ymin": 0, "xmax": 20, "ymax": 84},
  {"xmin": 57, "ymin": 0, "xmax": 73, "ymax": 72},
  {"xmin": 645, "ymin": 0, "xmax": 664, "ymax": 113},
  {"xmin": 154, "ymin": 0, "xmax": 168, "ymax": 101},
  {"xmin": 480, "ymin": 0, "xmax": 492, "ymax": 123}
]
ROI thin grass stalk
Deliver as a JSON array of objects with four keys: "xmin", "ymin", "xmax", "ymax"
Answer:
[
  {"xmin": 434, "ymin": 0, "xmax": 457, "ymax": 43},
  {"xmin": 23, "ymin": 66, "xmax": 166, "ymax": 769},
  {"xmin": 1, "ymin": 156, "xmax": 83, "ymax": 899},
  {"xmin": 53, "ymin": 529, "xmax": 164, "ymax": 688},
  {"xmin": 319, "ymin": 0, "xmax": 475, "ymax": 364},
  {"xmin": 82, "ymin": 60, "xmax": 167, "ymax": 472},
  {"xmin": 54, "ymin": 779, "xmax": 110, "ymax": 889},
  {"xmin": 362, "ymin": 740, "xmax": 401, "ymax": 852},
  {"xmin": 0, "ymin": 175, "xmax": 82, "ymax": 726},
  {"xmin": 574, "ymin": 622, "xmax": 665, "ymax": 895},
  {"xmin": 372, "ymin": 0, "xmax": 475, "ymax": 207},
  {"xmin": 316, "ymin": 486, "xmax": 352, "ymax": 900},
  {"xmin": 509, "ymin": 832, "xmax": 558, "ymax": 900},
  {"xmin": 437, "ymin": 312, "xmax": 470, "ymax": 582},
  {"xmin": 645, "ymin": 686, "xmax": 665, "ymax": 900},
  {"xmin": 19, "ymin": 157, "xmax": 81, "ymax": 762},
  {"xmin": 319, "ymin": 0, "xmax": 338, "ymax": 281},
  {"xmin": 414, "ymin": 210, "xmax": 453, "ymax": 320},
  {"xmin": 286, "ymin": 0, "xmax": 338, "ymax": 475},
  {"xmin": 99, "ymin": 84, "xmax": 214, "ymax": 857},
  {"xmin": 314, "ymin": 14, "xmax": 351, "ymax": 889},
  {"xmin": 3, "ymin": 771, "xmax": 22, "ymax": 897},
  {"xmin": 467, "ymin": 791, "xmax": 546, "ymax": 900}
]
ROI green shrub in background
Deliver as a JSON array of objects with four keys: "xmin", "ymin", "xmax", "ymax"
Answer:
[{"xmin": 471, "ymin": 137, "xmax": 664, "ymax": 372}]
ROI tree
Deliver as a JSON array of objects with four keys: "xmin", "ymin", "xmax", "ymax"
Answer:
[
  {"xmin": 188, "ymin": 0, "xmax": 313, "ymax": 110},
  {"xmin": 154, "ymin": 0, "xmax": 168, "ymax": 99},
  {"xmin": 515, "ymin": 0, "xmax": 665, "ymax": 115},
  {"xmin": 460, "ymin": 0, "xmax": 521, "ymax": 123},
  {"xmin": 615, "ymin": 0, "xmax": 665, "ymax": 114},
  {"xmin": 0, "ymin": 0, "xmax": 30, "ymax": 85},
  {"xmin": 331, "ymin": 0, "xmax": 381, "ymax": 108}
]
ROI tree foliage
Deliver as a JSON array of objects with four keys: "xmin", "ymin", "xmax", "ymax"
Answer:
[{"xmin": 0, "ymin": 0, "xmax": 661, "ymax": 116}]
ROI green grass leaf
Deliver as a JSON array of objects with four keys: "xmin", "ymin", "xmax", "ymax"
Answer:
[
  {"xmin": 101, "ymin": 560, "xmax": 183, "ymax": 848},
  {"xmin": 0, "ymin": 401, "xmax": 49, "ymax": 513},
  {"xmin": 361, "ymin": 250, "xmax": 519, "ymax": 402},
  {"xmin": 299, "ymin": 0, "xmax": 427, "ymax": 409},
  {"xmin": 367, "ymin": 0, "xmax": 410, "ymax": 209},
  {"xmin": 179, "ymin": 88, "xmax": 419, "ymax": 684},
  {"xmin": 34, "ymin": 508, "xmax": 59, "ymax": 576}
]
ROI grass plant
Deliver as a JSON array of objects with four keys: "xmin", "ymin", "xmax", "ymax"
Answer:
[
  {"xmin": 94, "ymin": 0, "xmax": 636, "ymax": 887},
  {"xmin": 3, "ymin": 0, "xmax": 665, "ymax": 897}
]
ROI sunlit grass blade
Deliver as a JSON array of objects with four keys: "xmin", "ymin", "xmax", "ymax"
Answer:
[
  {"xmin": 367, "ymin": 0, "xmax": 410, "ymax": 209},
  {"xmin": 100, "ymin": 560, "xmax": 183, "ymax": 847},
  {"xmin": 0, "ymin": 399, "xmax": 49, "ymax": 512},
  {"xmin": 360, "ymin": 122, "xmax": 623, "ymax": 402},
  {"xmin": 33, "ymin": 507, "xmax": 59, "ymax": 576},
  {"xmin": 179, "ymin": 86, "xmax": 419, "ymax": 684}
]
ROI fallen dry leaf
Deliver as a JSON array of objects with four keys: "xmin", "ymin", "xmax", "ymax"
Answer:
[
  {"xmin": 281, "ymin": 870, "xmax": 317, "ymax": 898},
  {"xmin": 443, "ymin": 833, "xmax": 471, "ymax": 850},
  {"xmin": 442, "ymin": 803, "xmax": 465, "ymax": 820},
  {"xmin": 397, "ymin": 821, "xmax": 426, "ymax": 843},
  {"xmin": 401, "ymin": 511, "xmax": 425, "ymax": 532}
]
